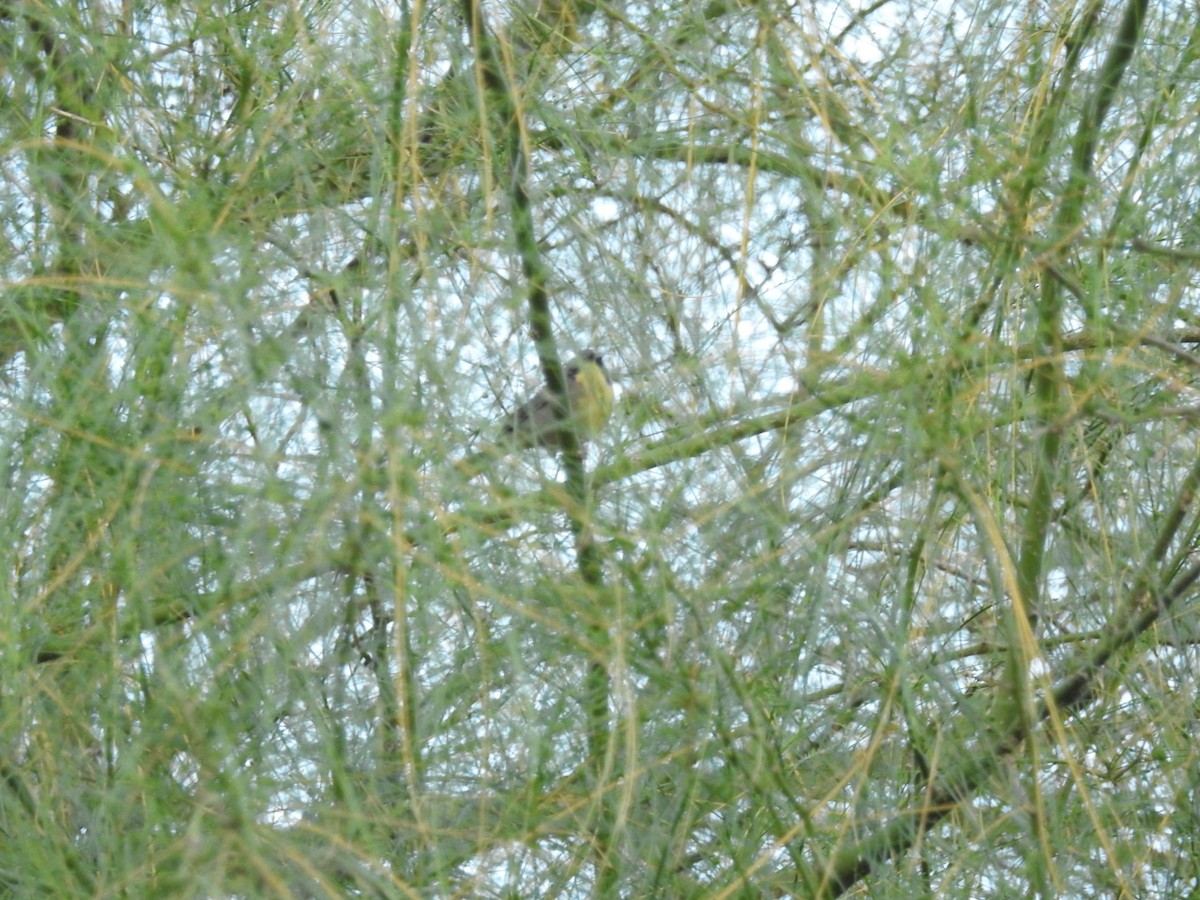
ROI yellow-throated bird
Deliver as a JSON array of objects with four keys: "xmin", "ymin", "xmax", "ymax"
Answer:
[
  {"xmin": 501, "ymin": 349, "xmax": 614, "ymax": 449},
  {"xmin": 457, "ymin": 350, "xmax": 614, "ymax": 478}
]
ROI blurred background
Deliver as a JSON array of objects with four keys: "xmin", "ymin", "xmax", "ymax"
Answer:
[{"xmin": 2, "ymin": 0, "xmax": 1198, "ymax": 895}]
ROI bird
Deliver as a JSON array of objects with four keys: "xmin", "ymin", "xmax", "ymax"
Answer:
[
  {"xmin": 500, "ymin": 349, "xmax": 614, "ymax": 450},
  {"xmin": 456, "ymin": 349, "xmax": 614, "ymax": 479}
]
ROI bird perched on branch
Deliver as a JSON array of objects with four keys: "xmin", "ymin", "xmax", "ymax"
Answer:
[
  {"xmin": 501, "ymin": 349, "xmax": 614, "ymax": 449},
  {"xmin": 457, "ymin": 349, "xmax": 614, "ymax": 478}
]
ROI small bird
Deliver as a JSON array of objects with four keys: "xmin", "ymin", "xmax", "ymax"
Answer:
[
  {"xmin": 456, "ymin": 350, "xmax": 614, "ymax": 479},
  {"xmin": 501, "ymin": 349, "xmax": 615, "ymax": 449}
]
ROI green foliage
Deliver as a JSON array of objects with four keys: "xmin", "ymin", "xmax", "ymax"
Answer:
[{"xmin": 2, "ymin": 0, "xmax": 1200, "ymax": 896}]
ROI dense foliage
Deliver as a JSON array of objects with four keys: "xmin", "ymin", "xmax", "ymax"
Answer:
[{"xmin": 3, "ymin": 0, "xmax": 1199, "ymax": 895}]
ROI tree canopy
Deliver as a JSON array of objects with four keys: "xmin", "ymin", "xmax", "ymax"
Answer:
[{"xmin": 3, "ymin": 0, "xmax": 1200, "ymax": 895}]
